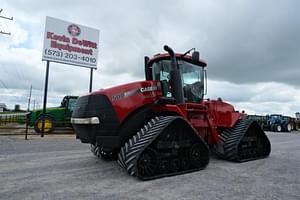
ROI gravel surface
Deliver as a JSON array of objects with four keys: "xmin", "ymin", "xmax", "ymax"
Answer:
[{"xmin": 0, "ymin": 132, "xmax": 300, "ymax": 200}]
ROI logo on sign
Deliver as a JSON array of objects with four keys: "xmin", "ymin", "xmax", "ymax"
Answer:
[{"xmin": 68, "ymin": 24, "xmax": 81, "ymax": 36}]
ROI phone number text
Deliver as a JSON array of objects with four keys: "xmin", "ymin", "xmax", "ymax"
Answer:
[{"xmin": 44, "ymin": 49, "xmax": 97, "ymax": 64}]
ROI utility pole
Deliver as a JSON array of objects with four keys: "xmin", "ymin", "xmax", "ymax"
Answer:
[
  {"xmin": 27, "ymin": 85, "xmax": 32, "ymax": 112},
  {"xmin": 33, "ymin": 99, "xmax": 36, "ymax": 111},
  {"xmin": 0, "ymin": 8, "xmax": 13, "ymax": 35}
]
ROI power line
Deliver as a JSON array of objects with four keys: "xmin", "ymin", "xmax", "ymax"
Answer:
[
  {"xmin": 0, "ymin": 31, "xmax": 10, "ymax": 35},
  {"xmin": 0, "ymin": 8, "xmax": 13, "ymax": 35},
  {"xmin": 0, "ymin": 9, "xmax": 13, "ymax": 20}
]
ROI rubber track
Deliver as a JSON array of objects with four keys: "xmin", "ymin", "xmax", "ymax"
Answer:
[
  {"xmin": 91, "ymin": 144, "xmax": 100, "ymax": 157},
  {"xmin": 118, "ymin": 116, "xmax": 208, "ymax": 180},
  {"xmin": 118, "ymin": 116, "xmax": 176, "ymax": 178},
  {"xmin": 219, "ymin": 118, "xmax": 270, "ymax": 162}
]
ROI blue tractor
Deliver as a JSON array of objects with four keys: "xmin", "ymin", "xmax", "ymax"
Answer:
[{"xmin": 266, "ymin": 114, "xmax": 292, "ymax": 132}]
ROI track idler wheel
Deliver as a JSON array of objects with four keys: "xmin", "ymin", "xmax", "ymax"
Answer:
[
  {"xmin": 190, "ymin": 143, "xmax": 208, "ymax": 167},
  {"xmin": 91, "ymin": 144, "xmax": 117, "ymax": 160},
  {"xmin": 137, "ymin": 148, "xmax": 158, "ymax": 177},
  {"xmin": 170, "ymin": 159, "xmax": 181, "ymax": 172}
]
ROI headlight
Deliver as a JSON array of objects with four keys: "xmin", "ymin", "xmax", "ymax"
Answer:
[{"xmin": 71, "ymin": 117, "xmax": 100, "ymax": 124}]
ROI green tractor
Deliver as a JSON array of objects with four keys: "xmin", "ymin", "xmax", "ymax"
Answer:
[
  {"xmin": 247, "ymin": 115, "xmax": 268, "ymax": 130},
  {"xmin": 29, "ymin": 96, "xmax": 78, "ymax": 133}
]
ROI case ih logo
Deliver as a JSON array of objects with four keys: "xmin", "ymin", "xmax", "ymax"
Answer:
[{"xmin": 68, "ymin": 24, "xmax": 81, "ymax": 36}]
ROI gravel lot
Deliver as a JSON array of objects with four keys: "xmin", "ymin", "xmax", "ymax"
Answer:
[{"xmin": 0, "ymin": 132, "xmax": 300, "ymax": 200}]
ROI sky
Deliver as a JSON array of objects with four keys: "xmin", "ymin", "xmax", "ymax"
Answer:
[{"xmin": 0, "ymin": 0, "xmax": 299, "ymax": 116}]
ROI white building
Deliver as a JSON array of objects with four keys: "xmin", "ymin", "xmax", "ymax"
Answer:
[{"xmin": 0, "ymin": 103, "xmax": 7, "ymax": 112}]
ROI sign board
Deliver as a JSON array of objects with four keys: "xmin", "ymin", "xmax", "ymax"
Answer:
[{"xmin": 42, "ymin": 16, "xmax": 99, "ymax": 69}]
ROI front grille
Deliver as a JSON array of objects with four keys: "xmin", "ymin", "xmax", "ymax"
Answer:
[{"xmin": 72, "ymin": 94, "xmax": 120, "ymax": 143}]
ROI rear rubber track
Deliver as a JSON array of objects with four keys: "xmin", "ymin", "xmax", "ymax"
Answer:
[{"xmin": 217, "ymin": 118, "xmax": 271, "ymax": 162}]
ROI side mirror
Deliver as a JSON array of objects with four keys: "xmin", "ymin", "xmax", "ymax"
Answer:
[
  {"xmin": 144, "ymin": 56, "xmax": 149, "ymax": 67},
  {"xmin": 144, "ymin": 56, "xmax": 151, "ymax": 80},
  {"xmin": 204, "ymin": 69, "xmax": 207, "ymax": 95},
  {"xmin": 192, "ymin": 51, "xmax": 200, "ymax": 63}
]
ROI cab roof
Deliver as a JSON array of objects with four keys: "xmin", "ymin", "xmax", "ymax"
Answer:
[{"xmin": 149, "ymin": 53, "xmax": 207, "ymax": 67}]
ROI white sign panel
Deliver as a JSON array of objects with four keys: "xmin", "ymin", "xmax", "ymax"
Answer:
[{"xmin": 42, "ymin": 16, "xmax": 99, "ymax": 69}]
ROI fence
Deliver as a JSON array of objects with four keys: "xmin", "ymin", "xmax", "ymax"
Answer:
[
  {"xmin": 0, "ymin": 112, "xmax": 74, "ymax": 139},
  {"xmin": 0, "ymin": 112, "xmax": 29, "ymax": 125}
]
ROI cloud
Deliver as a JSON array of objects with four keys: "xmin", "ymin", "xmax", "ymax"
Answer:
[
  {"xmin": 207, "ymin": 80, "xmax": 300, "ymax": 116},
  {"xmin": 198, "ymin": 1, "xmax": 300, "ymax": 87},
  {"xmin": 0, "ymin": 0, "xmax": 299, "ymax": 117},
  {"xmin": 0, "ymin": 21, "xmax": 28, "ymax": 46}
]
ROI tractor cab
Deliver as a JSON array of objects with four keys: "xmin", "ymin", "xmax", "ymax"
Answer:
[
  {"xmin": 61, "ymin": 96, "xmax": 78, "ymax": 113},
  {"xmin": 145, "ymin": 47, "xmax": 207, "ymax": 103}
]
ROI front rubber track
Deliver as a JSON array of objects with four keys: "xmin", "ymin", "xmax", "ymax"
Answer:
[{"xmin": 118, "ymin": 116, "xmax": 210, "ymax": 180}]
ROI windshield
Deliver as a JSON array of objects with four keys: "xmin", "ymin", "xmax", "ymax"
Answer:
[
  {"xmin": 68, "ymin": 98, "xmax": 78, "ymax": 112},
  {"xmin": 152, "ymin": 60, "xmax": 204, "ymax": 102}
]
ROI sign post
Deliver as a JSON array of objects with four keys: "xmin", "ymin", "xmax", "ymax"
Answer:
[
  {"xmin": 41, "ymin": 61, "xmax": 50, "ymax": 137},
  {"xmin": 89, "ymin": 68, "xmax": 93, "ymax": 92},
  {"xmin": 41, "ymin": 16, "xmax": 99, "ymax": 136}
]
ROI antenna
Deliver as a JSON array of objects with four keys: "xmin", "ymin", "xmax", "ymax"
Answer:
[
  {"xmin": 0, "ymin": 8, "xmax": 13, "ymax": 35},
  {"xmin": 181, "ymin": 48, "xmax": 195, "ymax": 57}
]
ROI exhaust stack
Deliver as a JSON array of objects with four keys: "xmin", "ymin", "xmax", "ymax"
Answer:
[{"xmin": 163, "ymin": 45, "xmax": 184, "ymax": 104}]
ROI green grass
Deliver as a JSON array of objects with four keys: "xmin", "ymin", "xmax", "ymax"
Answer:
[{"xmin": 0, "ymin": 111, "xmax": 27, "ymax": 114}]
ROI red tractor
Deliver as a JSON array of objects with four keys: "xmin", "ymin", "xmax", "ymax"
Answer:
[{"xmin": 71, "ymin": 45, "xmax": 271, "ymax": 180}]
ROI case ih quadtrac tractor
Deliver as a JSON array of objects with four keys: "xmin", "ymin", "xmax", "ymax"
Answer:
[{"xmin": 71, "ymin": 45, "xmax": 271, "ymax": 180}]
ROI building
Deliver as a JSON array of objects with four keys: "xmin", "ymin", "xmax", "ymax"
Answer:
[{"xmin": 0, "ymin": 103, "xmax": 7, "ymax": 112}]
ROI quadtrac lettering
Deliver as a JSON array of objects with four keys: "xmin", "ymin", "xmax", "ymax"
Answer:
[{"xmin": 140, "ymin": 86, "xmax": 159, "ymax": 93}]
